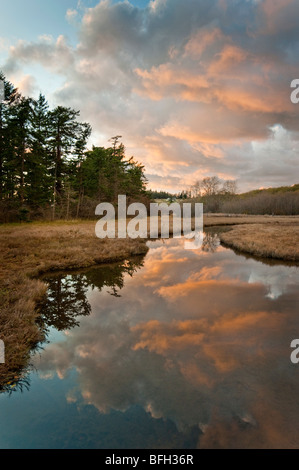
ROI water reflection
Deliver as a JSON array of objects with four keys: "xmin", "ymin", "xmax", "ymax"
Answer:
[
  {"xmin": 201, "ymin": 231, "xmax": 220, "ymax": 253},
  {"xmin": 1, "ymin": 232, "xmax": 299, "ymax": 448},
  {"xmin": 0, "ymin": 257, "xmax": 145, "ymax": 395},
  {"xmin": 39, "ymin": 257, "xmax": 145, "ymax": 333}
]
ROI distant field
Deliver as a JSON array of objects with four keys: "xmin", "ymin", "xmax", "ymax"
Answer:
[{"xmin": 204, "ymin": 213, "xmax": 299, "ymax": 227}]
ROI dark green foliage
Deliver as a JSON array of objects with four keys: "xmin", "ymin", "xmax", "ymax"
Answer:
[
  {"xmin": 148, "ymin": 190, "xmax": 175, "ymax": 199},
  {"xmin": 0, "ymin": 74, "xmax": 148, "ymax": 222}
]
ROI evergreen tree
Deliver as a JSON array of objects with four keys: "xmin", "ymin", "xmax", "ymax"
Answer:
[
  {"xmin": 0, "ymin": 73, "xmax": 21, "ymax": 201},
  {"xmin": 48, "ymin": 106, "xmax": 81, "ymax": 196},
  {"xmin": 26, "ymin": 94, "xmax": 52, "ymax": 206},
  {"xmin": 0, "ymin": 72, "xmax": 148, "ymax": 222},
  {"xmin": 11, "ymin": 97, "xmax": 32, "ymax": 203},
  {"xmin": 47, "ymin": 106, "xmax": 91, "ymax": 218}
]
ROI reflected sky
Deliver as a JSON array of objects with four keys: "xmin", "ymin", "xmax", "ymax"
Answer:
[{"xmin": 1, "ymin": 233, "xmax": 299, "ymax": 449}]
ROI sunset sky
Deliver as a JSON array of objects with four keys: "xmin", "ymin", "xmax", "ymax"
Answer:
[{"xmin": 1, "ymin": 0, "xmax": 299, "ymax": 193}]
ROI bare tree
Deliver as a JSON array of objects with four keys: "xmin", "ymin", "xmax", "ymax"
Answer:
[
  {"xmin": 201, "ymin": 176, "xmax": 221, "ymax": 196},
  {"xmin": 222, "ymin": 180, "xmax": 238, "ymax": 195},
  {"xmin": 190, "ymin": 180, "xmax": 201, "ymax": 198}
]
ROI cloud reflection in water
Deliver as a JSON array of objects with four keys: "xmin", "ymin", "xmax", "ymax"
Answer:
[{"xmin": 35, "ymin": 235, "xmax": 299, "ymax": 448}]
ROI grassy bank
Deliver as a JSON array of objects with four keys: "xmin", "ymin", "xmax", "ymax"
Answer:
[
  {"xmin": 205, "ymin": 214, "xmax": 299, "ymax": 261},
  {"xmin": 204, "ymin": 213, "xmax": 299, "ymax": 227},
  {"xmin": 218, "ymin": 222, "xmax": 299, "ymax": 262}
]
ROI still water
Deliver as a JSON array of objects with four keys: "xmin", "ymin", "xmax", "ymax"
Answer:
[{"xmin": 1, "ymin": 230, "xmax": 299, "ymax": 449}]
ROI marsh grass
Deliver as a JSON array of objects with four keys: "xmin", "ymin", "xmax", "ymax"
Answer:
[{"xmin": 219, "ymin": 222, "xmax": 299, "ymax": 262}]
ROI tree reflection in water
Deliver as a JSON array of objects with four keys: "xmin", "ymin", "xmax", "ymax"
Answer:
[
  {"xmin": 38, "ymin": 234, "xmax": 220, "ymax": 334},
  {"xmin": 1, "ymin": 256, "xmax": 145, "ymax": 394},
  {"xmin": 39, "ymin": 256, "xmax": 146, "ymax": 332},
  {"xmin": 201, "ymin": 232, "xmax": 220, "ymax": 253}
]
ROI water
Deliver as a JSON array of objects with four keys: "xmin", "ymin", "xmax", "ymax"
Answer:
[{"xmin": 1, "ymin": 230, "xmax": 299, "ymax": 449}]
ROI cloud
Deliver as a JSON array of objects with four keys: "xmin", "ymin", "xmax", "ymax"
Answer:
[
  {"xmin": 66, "ymin": 9, "xmax": 79, "ymax": 25},
  {"xmin": 7, "ymin": 35, "xmax": 74, "ymax": 74},
  {"xmin": 15, "ymin": 74, "xmax": 37, "ymax": 97},
  {"xmin": 2, "ymin": 0, "xmax": 299, "ymax": 191}
]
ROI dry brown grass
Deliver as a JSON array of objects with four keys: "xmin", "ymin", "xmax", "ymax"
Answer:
[
  {"xmin": 204, "ymin": 214, "xmax": 299, "ymax": 262},
  {"xmin": 203, "ymin": 213, "xmax": 299, "ymax": 227},
  {"xmin": 219, "ymin": 223, "xmax": 299, "ymax": 262},
  {"xmin": 0, "ymin": 220, "xmax": 148, "ymax": 276}
]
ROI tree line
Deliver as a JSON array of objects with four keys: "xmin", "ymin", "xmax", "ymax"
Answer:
[
  {"xmin": 188, "ymin": 176, "xmax": 299, "ymax": 215},
  {"xmin": 0, "ymin": 73, "xmax": 148, "ymax": 222},
  {"xmin": 187, "ymin": 176, "xmax": 237, "ymax": 212}
]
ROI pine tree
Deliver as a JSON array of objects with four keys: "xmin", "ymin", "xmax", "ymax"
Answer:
[
  {"xmin": 11, "ymin": 97, "xmax": 32, "ymax": 203},
  {"xmin": 26, "ymin": 94, "xmax": 52, "ymax": 207},
  {"xmin": 0, "ymin": 72, "xmax": 21, "ymax": 201}
]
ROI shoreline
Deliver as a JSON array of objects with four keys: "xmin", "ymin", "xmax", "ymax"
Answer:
[{"xmin": 217, "ymin": 222, "xmax": 299, "ymax": 262}]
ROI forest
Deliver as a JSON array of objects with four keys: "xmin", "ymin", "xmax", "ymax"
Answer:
[{"xmin": 0, "ymin": 73, "xmax": 148, "ymax": 223}]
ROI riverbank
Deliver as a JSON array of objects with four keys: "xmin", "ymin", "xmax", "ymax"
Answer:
[
  {"xmin": 204, "ymin": 213, "xmax": 299, "ymax": 227},
  {"xmin": 218, "ymin": 222, "xmax": 299, "ymax": 262},
  {"xmin": 204, "ymin": 214, "xmax": 299, "ymax": 262}
]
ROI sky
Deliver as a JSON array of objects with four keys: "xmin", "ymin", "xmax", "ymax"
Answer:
[{"xmin": 0, "ymin": 0, "xmax": 299, "ymax": 193}]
